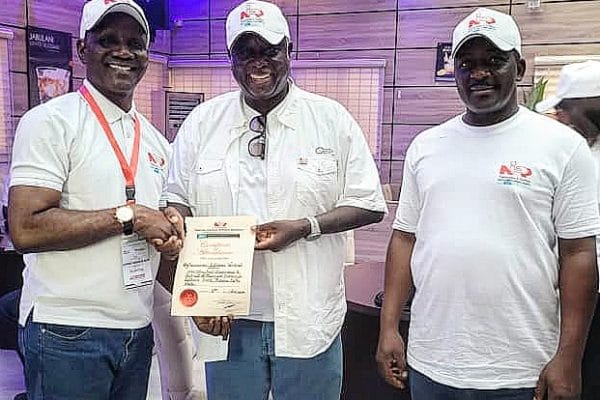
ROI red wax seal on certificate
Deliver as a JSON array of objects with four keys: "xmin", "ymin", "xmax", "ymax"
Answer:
[{"xmin": 179, "ymin": 289, "xmax": 198, "ymax": 307}]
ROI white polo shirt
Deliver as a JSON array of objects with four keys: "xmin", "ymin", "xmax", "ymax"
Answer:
[
  {"xmin": 394, "ymin": 107, "xmax": 600, "ymax": 389},
  {"xmin": 592, "ymin": 142, "xmax": 600, "ymax": 292},
  {"xmin": 10, "ymin": 80, "xmax": 171, "ymax": 329},
  {"xmin": 168, "ymin": 83, "xmax": 386, "ymax": 358}
]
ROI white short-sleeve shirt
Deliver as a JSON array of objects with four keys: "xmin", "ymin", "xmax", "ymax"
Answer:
[
  {"xmin": 10, "ymin": 81, "xmax": 171, "ymax": 329},
  {"xmin": 167, "ymin": 83, "xmax": 387, "ymax": 358},
  {"xmin": 394, "ymin": 107, "xmax": 600, "ymax": 389}
]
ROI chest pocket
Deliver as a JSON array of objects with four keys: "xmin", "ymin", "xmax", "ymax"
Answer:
[
  {"xmin": 189, "ymin": 159, "xmax": 229, "ymax": 207},
  {"xmin": 295, "ymin": 157, "xmax": 339, "ymax": 212}
]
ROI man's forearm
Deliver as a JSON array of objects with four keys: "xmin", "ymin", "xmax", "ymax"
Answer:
[
  {"xmin": 557, "ymin": 237, "xmax": 599, "ymax": 359},
  {"xmin": 11, "ymin": 207, "xmax": 123, "ymax": 253},
  {"xmin": 380, "ymin": 230, "xmax": 415, "ymax": 332},
  {"xmin": 316, "ymin": 206, "xmax": 384, "ymax": 234}
]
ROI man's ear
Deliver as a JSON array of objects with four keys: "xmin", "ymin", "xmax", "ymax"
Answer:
[
  {"xmin": 516, "ymin": 56, "xmax": 526, "ymax": 82},
  {"xmin": 76, "ymin": 39, "xmax": 87, "ymax": 64}
]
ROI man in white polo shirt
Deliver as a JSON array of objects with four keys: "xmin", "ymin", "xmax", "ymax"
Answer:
[
  {"xmin": 158, "ymin": 1, "xmax": 387, "ymax": 398},
  {"xmin": 377, "ymin": 8, "xmax": 600, "ymax": 400},
  {"xmin": 536, "ymin": 60, "xmax": 600, "ymax": 400},
  {"xmin": 8, "ymin": 1, "xmax": 183, "ymax": 398}
]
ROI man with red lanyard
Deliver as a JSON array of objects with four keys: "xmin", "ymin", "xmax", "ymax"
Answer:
[{"xmin": 8, "ymin": 1, "xmax": 183, "ymax": 398}]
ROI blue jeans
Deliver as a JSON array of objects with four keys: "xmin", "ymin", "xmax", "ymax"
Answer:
[
  {"xmin": 206, "ymin": 319, "xmax": 342, "ymax": 400},
  {"xmin": 410, "ymin": 367, "xmax": 535, "ymax": 400},
  {"xmin": 19, "ymin": 315, "xmax": 154, "ymax": 400}
]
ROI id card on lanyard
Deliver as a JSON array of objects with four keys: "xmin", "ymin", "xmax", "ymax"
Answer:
[{"xmin": 80, "ymin": 85, "xmax": 153, "ymax": 290}]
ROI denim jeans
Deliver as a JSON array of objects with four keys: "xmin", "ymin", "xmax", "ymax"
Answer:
[
  {"xmin": 409, "ymin": 367, "xmax": 535, "ymax": 400},
  {"xmin": 19, "ymin": 315, "xmax": 154, "ymax": 400},
  {"xmin": 206, "ymin": 319, "xmax": 342, "ymax": 400}
]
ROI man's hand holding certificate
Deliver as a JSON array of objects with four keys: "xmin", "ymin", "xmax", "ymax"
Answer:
[{"xmin": 171, "ymin": 216, "xmax": 256, "ymax": 317}]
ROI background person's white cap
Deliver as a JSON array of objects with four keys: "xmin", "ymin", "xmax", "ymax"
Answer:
[
  {"xmin": 80, "ymin": 0, "xmax": 150, "ymax": 47},
  {"xmin": 226, "ymin": 0, "xmax": 290, "ymax": 51},
  {"xmin": 451, "ymin": 7, "xmax": 522, "ymax": 58},
  {"xmin": 535, "ymin": 61, "xmax": 600, "ymax": 113}
]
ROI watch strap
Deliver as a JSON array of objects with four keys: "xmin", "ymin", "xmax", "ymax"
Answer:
[
  {"xmin": 122, "ymin": 220, "xmax": 134, "ymax": 235},
  {"xmin": 305, "ymin": 216, "xmax": 321, "ymax": 240}
]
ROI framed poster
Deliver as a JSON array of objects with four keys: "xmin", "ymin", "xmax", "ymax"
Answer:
[
  {"xmin": 27, "ymin": 27, "xmax": 72, "ymax": 107},
  {"xmin": 435, "ymin": 42, "xmax": 455, "ymax": 82}
]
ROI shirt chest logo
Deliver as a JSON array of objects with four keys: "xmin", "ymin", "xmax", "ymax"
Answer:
[
  {"xmin": 497, "ymin": 161, "xmax": 533, "ymax": 186},
  {"xmin": 147, "ymin": 152, "xmax": 166, "ymax": 174}
]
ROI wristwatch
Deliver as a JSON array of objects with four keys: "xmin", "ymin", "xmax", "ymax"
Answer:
[
  {"xmin": 305, "ymin": 216, "xmax": 321, "ymax": 241},
  {"xmin": 115, "ymin": 205, "xmax": 134, "ymax": 235}
]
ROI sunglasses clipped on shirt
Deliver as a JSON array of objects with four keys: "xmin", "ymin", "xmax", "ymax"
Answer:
[{"xmin": 248, "ymin": 115, "xmax": 267, "ymax": 160}]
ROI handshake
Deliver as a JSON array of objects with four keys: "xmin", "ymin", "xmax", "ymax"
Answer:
[{"xmin": 126, "ymin": 204, "xmax": 185, "ymax": 259}]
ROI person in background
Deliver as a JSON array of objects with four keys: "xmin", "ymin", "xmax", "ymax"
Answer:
[
  {"xmin": 153, "ymin": 282, "xmax": 203, "ymax": 400},
  {"xmin": 377, "ymin": 8, "xmax": 600, "ymax": 400},
  {"xmin": 158, "ymin": 1, "xmax": 387, "ymax": 399},
  {"xmin": 7, "ymin": 0, "xmax": 183, "ymax": 398},
  {"xmin": 536, "ymin": 60, "xmax": 600, "ymax": 400}
]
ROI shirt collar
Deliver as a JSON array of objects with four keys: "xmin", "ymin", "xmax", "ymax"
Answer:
[
  {"xmin": 81, "ymin": 79, "xmax": 137, "ymax": 124},
  {"xmin": 233, "ymin": 80, "xmax": 300, "ymax": 130}
]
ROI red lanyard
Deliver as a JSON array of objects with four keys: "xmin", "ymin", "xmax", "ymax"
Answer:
[{"xmin": 79, "ymin": 85, "xmax": 141, "ymax": 204}]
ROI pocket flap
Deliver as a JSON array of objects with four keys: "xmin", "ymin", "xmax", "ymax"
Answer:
[
  {"xmin": 193, "ymin": 159, "xmax": 224, "ymax": 174},
  {"xmin": 297, "ymin": 158, "xmax": 337, "ymax": 175}
]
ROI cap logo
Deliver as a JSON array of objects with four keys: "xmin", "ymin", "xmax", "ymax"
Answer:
[
  {"xmin": 240, "ymin": 7, "xmax": 265, "ymax": 27},
  {"xmin": 104, "ymin": 0, "xmax": 117, "ymax": 4},
  {"xmin": 468, "ymin": 15, "xmax": 496, "ymax": 30}
]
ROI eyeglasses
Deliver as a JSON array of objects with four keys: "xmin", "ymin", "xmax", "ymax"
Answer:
[{"xmin": 248, "ymin": 115, "xmax": 267, "ymax": 160}]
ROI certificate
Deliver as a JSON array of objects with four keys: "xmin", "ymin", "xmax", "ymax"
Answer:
[{"xmin": 171, "ymin": 216, "xmax": 256, "ymax": 317}]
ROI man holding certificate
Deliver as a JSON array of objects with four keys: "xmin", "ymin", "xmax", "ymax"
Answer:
[{"xmin": 159, "ymin": 1, "xmax": 387, "ymax": 398}]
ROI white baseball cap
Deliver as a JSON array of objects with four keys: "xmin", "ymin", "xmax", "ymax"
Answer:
[
  {"xmin": 451, "ymin": 8, "xmax": 522, "ymax": 58},
  {"xmin": 226, "ymin": 0, "xmax": 290, "ymax": 51},
  {"xmin": 80, "ymin": 0, "xmax": 150, "ymax": 47},
  {"xmin": 535, "ymin": 61, "xmax": 600, "ymax": 113}
]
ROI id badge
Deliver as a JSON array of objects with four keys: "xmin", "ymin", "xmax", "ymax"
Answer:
[{"xmin": 121, "ymin": 234, "xmax": 153, "ymax": 290}]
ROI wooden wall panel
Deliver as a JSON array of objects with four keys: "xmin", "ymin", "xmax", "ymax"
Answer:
[
  {"xmin": 8, "ymin": 27, "xmax": 27, "ymax": 73},
  {"xmin": 390, "ymin": 160, "xmax": 404, "ymax": 184},
  {"xmin": 298, "ymin": 12, "xmax": 396, "ymax": 51},
  {"xmin": 298, "ymin": 0, "xmax": 395, "ymax": 14},
  {"xmin": 398, "ymin": 0, "xmax": 509, "ymax": 10},
  {"xmin": 169, "ymin": 0, "xmax": 208, "ymax": 20},
  {"xmin": 211, "ymin": 0, "xmax": 298, "ymax": 19},
  {"xmin": 28, "ymin": 0, "xmax": 86, "ymax": 36},
  {"xmin": 171, "ymin": 20, "xmax": 210, "ymax": 54},
  {"xmin": 396, "ymin": 49, "xmax": 455, "ymax": 87},
  {"xmin": 383, "ymin": 88, "xmax": 393, "ymax": 124},
  {"xmin": 513, "ymin": 1, "xmax": 600, "ymax": 45},
  {"xmin": 0, "ymin": 0, "xmax": 26, "ymax": 27},
  {"xmin": 298, "ymin": 49, "xmax": 395, "ymax": 85},
  {"xmin": 210, "ymin": 17, "xmax": 298, "ymax": 55},
  {"xmin": 521, "ymin": 43, "xmax": 600, "ymax": 85},
  {"xmin": 394, "ymin": 87, "xmax": 463, "ymax": 125},
  {"xmin": 379, "ymin": 159, "xmax": 390, "ymax": 183},
  {"xmin": 397, "ymin": 6, "xmax": 509, "ymax": 49},
  {"xmin": 381, "ymin": 124, "xmax": 392, "ymax": 159},
  {"xmin": 11, "ymin": 72, "xmax": 28, "ymax": 117},
  {"xmin": 390, "ymin": 125, "xmax": 431, "ymax": 160}
]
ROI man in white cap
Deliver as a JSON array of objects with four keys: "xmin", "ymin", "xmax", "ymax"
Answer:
[
  {"xmin": 159, "ymin": 1, "xmax": 386, "ymax": 399},
  {"xmin": 536, "ymin": 60, "xmax": 600, "ymax": 400},
  {"xmin": 377, "ymin": 7, "xmax": 600, "ymax": 400},
  {"xmin": 8, "ymin": 0, "xmax": 184, "ymax": 398}
]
